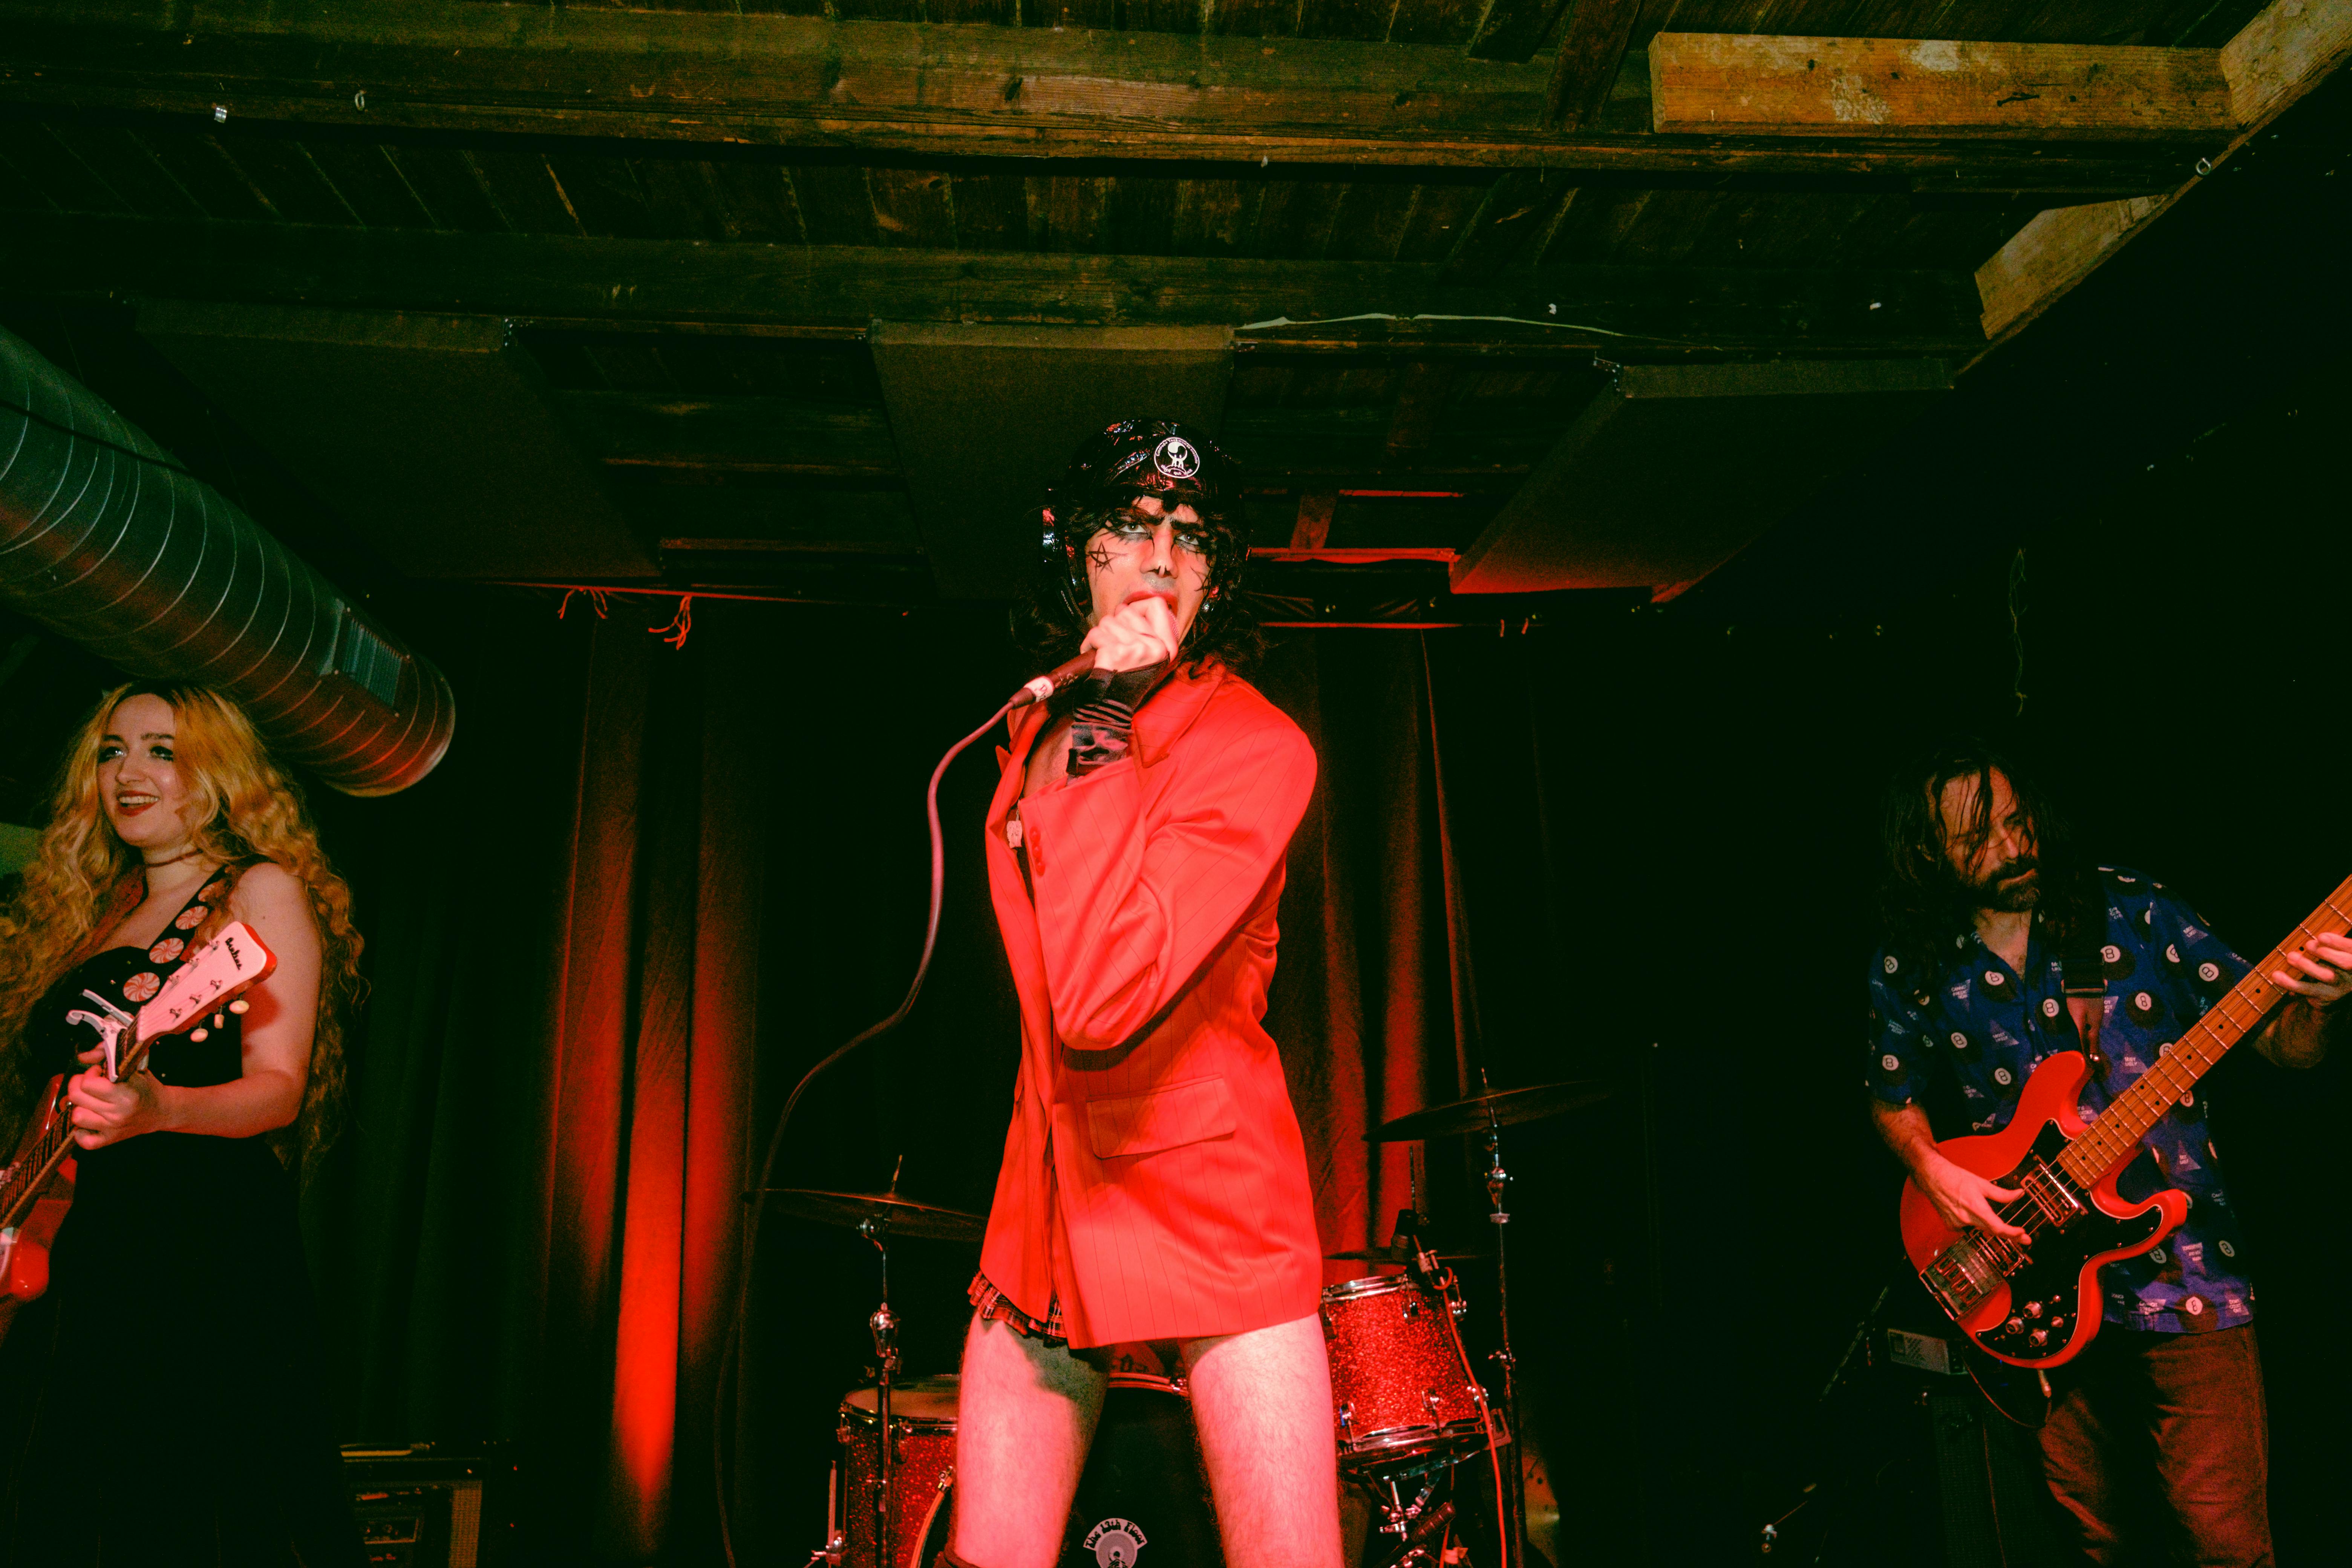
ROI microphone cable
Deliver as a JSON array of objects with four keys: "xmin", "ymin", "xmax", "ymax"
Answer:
[{"xmin": 715, "ymin": 694, "xmax": 1017, "ymax": 1568}]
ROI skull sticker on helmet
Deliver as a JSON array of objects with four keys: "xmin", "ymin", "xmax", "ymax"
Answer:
[{"xmin": 1152, "ymin": 435, "xmax": 1200, "ymax": 481}]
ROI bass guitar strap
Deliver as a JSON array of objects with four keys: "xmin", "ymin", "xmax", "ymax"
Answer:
[{"xmin": 2056, "ymin": 892, "xmax": 2109, "ymax": 1076}]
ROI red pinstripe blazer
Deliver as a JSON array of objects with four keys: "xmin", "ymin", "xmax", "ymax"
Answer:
[{"xmin": 977, "ymin": 660, "xmax": 1322, "ymax": 1348}]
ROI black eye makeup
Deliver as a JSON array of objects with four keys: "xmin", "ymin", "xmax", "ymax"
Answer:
[{"xmin": 1103, "ymin": 512, "xmax": 1211, "ymax": 554}]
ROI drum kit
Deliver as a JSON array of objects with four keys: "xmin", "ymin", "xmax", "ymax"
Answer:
[{"xmin": 775, "ymin": 1076, "xmax": 1606, "ymax": 1568}]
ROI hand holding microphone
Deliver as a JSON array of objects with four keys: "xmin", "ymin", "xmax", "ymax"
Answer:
[
  {"xmin": 1009, "ymin": 589, "xmax": 1180, "ymax": 708},
  {"xmin": 1082, "ymin": 589, "xmax": 1182, "ymax": 673}
]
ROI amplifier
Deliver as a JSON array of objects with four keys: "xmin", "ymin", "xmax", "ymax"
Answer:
[{"xmin": 341, "ymin": 1443, "xmax": 516, "ymax": 1568}]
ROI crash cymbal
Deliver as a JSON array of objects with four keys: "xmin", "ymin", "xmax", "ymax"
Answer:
[
  {"xmin": 1368, "ymin": 1081, "xmax": 1611, "ymax": 1142},
  {"xmin": 757, "ymin": 1187, "xmax": 987, "ymax": 1243},
  {"xmin": 1324, "ymin": 1245, "xmax": 1488, "ymax": 1264}
]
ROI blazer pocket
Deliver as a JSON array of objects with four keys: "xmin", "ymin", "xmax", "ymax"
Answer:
[{"xmin": 1086, "ymin": 1075, "xmax": 1237, "ymax": 1159}]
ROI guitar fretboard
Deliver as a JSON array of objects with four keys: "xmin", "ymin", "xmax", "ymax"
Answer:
[
  {"xmin": 0, "ymin": 1108, "xmax": 76, "ymax": 1228},
  {"xmin": 2055, "ymin": 872, "xmax": 2352, "ymax": 1189}
]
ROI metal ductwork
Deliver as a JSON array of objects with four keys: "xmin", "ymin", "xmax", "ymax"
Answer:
[{"xmin": 0, "ymin": 325, "xmax": 454, "ymax": 796}]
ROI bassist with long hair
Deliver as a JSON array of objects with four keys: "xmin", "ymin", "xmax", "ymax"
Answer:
[{"xmin": 1865, "ymin": 742, "xmax": 2348, "ymax": 1566}]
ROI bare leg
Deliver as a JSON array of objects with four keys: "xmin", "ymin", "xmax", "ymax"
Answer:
[
  {"xmin": 1182, "ymin": 1313, "xmax": 1343, "ymax": 1568},
  {"xmin": 949, "ymin": 1311, "xmax": 1108, "ymax": 1568}
]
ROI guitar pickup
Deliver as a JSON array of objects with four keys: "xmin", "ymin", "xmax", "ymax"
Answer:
[{"xmin": 2019, "ymin": 1164, "xmax": 2087, "ymax": 1230}]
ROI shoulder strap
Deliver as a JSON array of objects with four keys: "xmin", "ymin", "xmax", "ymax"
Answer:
[
  {"xmin": 58, "ymin": 870, "xmax": 149, "ymax": 970},
  {"xmin": 187, "ymin": 856, "xmax": 265, "ymax": 948},
  {"xmin": 2054, "ymin": 882, "xmax": 2109, "ymax": 1073}
]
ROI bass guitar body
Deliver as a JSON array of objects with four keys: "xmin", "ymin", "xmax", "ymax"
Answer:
[
  {"xmin": 0, "ymin": 1073, "xmax": 77, "ymax": 1348},
  {"xmin": 1900, "ymin": 1050, "xmax": 2187, "ymax": 1369}
]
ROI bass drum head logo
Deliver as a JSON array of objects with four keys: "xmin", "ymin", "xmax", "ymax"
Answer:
[
  {"xmin": 1151, "ymin": 436, "xmax": 1200, "ymax": 481},
  {"xmin": 1083, "ymin": 1517, "xmax": 1149, "ymax": 1566}
]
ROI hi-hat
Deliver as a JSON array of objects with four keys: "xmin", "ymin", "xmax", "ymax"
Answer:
[
  {"xmin": 1369, "ymin": 1081, "xmax": 1611, "ymax": 1142},
  {"xmin": 755, "ymin": 1187, "xmax": 987, "ymax": 1243}
]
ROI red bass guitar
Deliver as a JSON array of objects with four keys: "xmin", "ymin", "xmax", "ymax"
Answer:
[
  {"xmin": 1902, "ymin": 872, "xmax": 2352, "ymax": 1370},
  {"xmin": 0, "ymin": 921, "xmax": 277, "ymax": 1345}
]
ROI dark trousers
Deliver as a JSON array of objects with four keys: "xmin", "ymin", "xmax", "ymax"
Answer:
[{"xmin": 2038, "ymin": 1324, "xmax": 2271, "ymax": 1567}]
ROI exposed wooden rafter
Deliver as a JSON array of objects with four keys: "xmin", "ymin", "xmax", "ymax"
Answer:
[
  {"xmin": 1466, "ymin": 0, "xmax": 1572, "ymax": 64},
  {"xmin": 1547, "ymin": 0, "xmax": 1643, "ymax": 130},
  {"xmin": 1650, "ymin": 35, "xmax": 2236, "ymax": 140},
  {"xmin": 1973, "ymin": 0, "xmax": 2352, "ymax": 345},
  {"xmin": 0, "ymin": 0, "xmax": 2193, "ymax": 191},
  {"xmin": 0, "ymin": 211, "xmax": 1992, "ymax": 352}
]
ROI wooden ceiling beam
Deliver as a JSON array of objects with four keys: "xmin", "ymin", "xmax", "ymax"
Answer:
[
  {"xmin": 0, "ymin": 1, "xmax": 2190, "ymax": 191},
  {"xmin": 1972, "ymin": 0, "xmax": 2351, "ymax": 348},
  {"xmin": 1651, "ymin": 34, "xmax": 2237, "ymax": 141},
  {"xmin": 1547, "ymin": 0, "xmax": 1642, "ymax": 130},
  {"xmin": 0, "ymin": 211, "xmax": 1991, "ymax": 352},
  {"xmin": 1466, "ymin": 0, "xmax": 1573, "ymax": 65}
]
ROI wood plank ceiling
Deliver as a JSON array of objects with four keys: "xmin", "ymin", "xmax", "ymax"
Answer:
[{"xmin": 0, "ymin": 0, "xmax": 2335, "ymax": 617}]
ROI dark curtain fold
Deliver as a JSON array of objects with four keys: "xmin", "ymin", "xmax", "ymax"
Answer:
[
  {"xmin": 309, "ymin": 606, "xmax": 774, "ymax": 1563},
  {"xmin": 1257, "ymin": 632, "xmax": 1470, "ymax": 1274}
]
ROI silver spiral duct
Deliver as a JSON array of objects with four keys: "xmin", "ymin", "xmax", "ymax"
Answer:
[{"xmin": 0, "ymin": 325, "xmax": 454, "ymax": 796}]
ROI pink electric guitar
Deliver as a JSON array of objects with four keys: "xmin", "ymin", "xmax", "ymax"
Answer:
[
  {"xmin": 1904, "ymin": 871, "xmax": 2352, "ymax": 1370},
  {"xmin": 0, "ymin": 921, "xmax": 277, "ymax": 1346}
]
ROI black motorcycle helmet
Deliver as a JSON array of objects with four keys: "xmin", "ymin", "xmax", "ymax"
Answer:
[{"xmin": 1038, "ymin": 417, "xmax": 1248, "ymax": 635}]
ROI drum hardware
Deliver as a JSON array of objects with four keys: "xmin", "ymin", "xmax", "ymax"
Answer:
[
  {"xmin": 1374, "ymin": 1498, "xmax": 1457, "ymax": 1568},
  {"xmin": 813, "ymin": 1461, "xmax": 847, "ymax": 1567},
  {"xmin": 773, "ymin": 1158, "xmax": 988, "ymax": 1568},
  {"xmin": 1371, "ymin": 1473, "xmax": 1441, "ymax": 1538},
  {"xmin": 860, "ymin": 1214, "xmax": 903, "ymax": 1568},
  {"xmin": 1369, "ymin": 1078, "xmax": 1609, "ymax": 1568}
]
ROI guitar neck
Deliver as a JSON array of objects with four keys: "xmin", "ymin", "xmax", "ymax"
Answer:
[
  {"xmin": 0, "ymin": 1038, "xmax": 156, "ymax": 1231},
  {"xmin": 0, "ymin": 1094, "xmax": 78, "ymax": 1231},
  {"xmin": 2056, "ymin": 872, "xmax": 2352, "ymax": 1188}
]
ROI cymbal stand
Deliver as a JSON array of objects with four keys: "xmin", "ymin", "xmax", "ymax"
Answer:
[
  {"xmin": 1480, "ymin": 1108, "xmax": 1525, "ymax": 1568},
  {"xmin": 861, "ymin": 1215, "xmax": 902, "ymax": 1568}
]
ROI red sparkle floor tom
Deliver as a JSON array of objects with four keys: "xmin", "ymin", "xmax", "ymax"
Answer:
[{"xmin": 1319, "ymin": 1272, "xmax": 1499, "ymax": 1479}]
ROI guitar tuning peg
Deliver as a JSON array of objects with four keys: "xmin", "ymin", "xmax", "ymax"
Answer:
[
  {"xmin": 228, "ymin": 999, "xmax": 250, "ymax": 1015},
  {"xmin": 190, "ymin": 1027, "xmax": 209, "ymax": 1042},
  {"xmin": 212, "ymin": 1013, "xmax": 226, "ymax": 1029}
]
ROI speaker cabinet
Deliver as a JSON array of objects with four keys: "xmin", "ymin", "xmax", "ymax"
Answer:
[{"xmin": 342, "ymin": 1444, "xmax": 516, "ymax": 1568}]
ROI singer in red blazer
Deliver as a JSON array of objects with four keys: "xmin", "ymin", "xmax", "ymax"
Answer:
[{"xmin": 977, "ymin": 657, "xmax": 1321, "ymax": 1350}]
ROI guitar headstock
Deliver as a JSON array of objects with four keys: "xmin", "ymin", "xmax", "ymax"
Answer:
[{"xmin": 115, "ymin": 922, "xmax": 279, "ymax": 1081}]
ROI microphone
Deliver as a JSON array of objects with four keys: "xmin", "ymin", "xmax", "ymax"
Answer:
[{"xmin": 1009, "ymin": 649, "xmax": 1098, "ymax": 709}]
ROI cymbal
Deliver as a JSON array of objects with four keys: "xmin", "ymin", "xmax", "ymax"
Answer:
[
  {"xmin": 1325, "ymin": 1245, "xmax": 1488, "ymax": 1264},
  {"xmin": 757, "ymin": 1187, "xmax": 987, "ymax": 1243},
  {"xmin": 1368, "ymin": 1081, "xmax": 1611, "ymax": 1143}
]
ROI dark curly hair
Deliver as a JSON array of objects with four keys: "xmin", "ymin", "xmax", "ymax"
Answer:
[
  {"xmin": 1012, "ymin": 498, "xmax": 1265, "ymax": 675},
  {"xmin": 1874, "ymin": 738, "xmax": 2097, "ymax": 984}
]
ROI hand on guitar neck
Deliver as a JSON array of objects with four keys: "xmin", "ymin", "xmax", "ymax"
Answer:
[
  {"xmin": 1870, "ymin": 1099, "xmax": 2031, "ymax": 1243},
  {"xmin": 2256, "ymin": 931, "xmax": 2352, "ymax": 1067}
]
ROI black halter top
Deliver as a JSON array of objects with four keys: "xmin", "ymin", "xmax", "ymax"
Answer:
[{"xmin": 29, "ymin": 862, "xmax": 248, "ymax": 1089}]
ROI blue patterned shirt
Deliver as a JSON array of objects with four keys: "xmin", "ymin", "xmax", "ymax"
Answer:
[{"xmin": 1868, "ymin": 867, "xmax": 2255, "ymax": 1335}]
